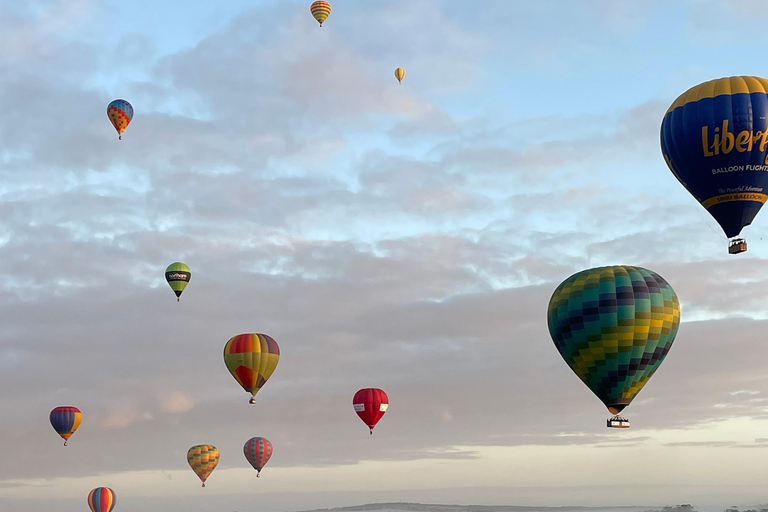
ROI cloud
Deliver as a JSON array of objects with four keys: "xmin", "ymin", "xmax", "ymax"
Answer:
[
  {"xmin": 663, "ymin": 441, "xmax": 735, "ymax": 448},
  {"xmin": 159, "ymin": 391, "xmax": 195, "ymax": 414},
  {"xmin": 103, "ymin": 404, "xmax": 143, "ymax": 429},
  {"xmin": 0, "ymin": 0, "xmax": 97, "ymax": 63}
]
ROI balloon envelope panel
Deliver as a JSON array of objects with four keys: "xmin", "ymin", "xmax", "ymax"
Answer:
[{"xmin": 547, "ymin": 266, "xmax": 680, "ymax": 414}]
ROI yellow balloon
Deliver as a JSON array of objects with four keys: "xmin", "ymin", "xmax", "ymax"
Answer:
[
  {"xmin": 223, "ymin": 333, "xmax": 280, "ymax": 404},
  {"xmin": 187, "ymin": 445, "xmax": 219, "ymax": 487},
  {"xmin": 394, "ymin": 67, "xmax": 406, "ymax": 84},
  {"xmin": 311, "ymin": 1, "xmax": 331, "ymax": 26}
]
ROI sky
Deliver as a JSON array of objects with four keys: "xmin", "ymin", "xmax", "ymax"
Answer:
[{"xmin": 3, "ymin": 0, "xmax": 768, "ymax": 511}]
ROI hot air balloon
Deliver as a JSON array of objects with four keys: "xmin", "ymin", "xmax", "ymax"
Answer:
[
  {"xmin": 243, "ymin": 437, "xmax": 273, "ymax": 477},
  {"xmin": 310, "ymin": 1, "xmax": 331, "ymax": 26},
  {"xmin": 353, "ymin": 388, "xmax": 388, "ymax": 434},
  {"xmin": 187, "ymin": 445, "xmax": 219, "ymax": 487},
  {"xmin": 546, "ymin": 266, "xmax": 680, "ymax": 428},
  {"xmin": 107, "ymin": 99, "xmax": 133, "ymax": 140},
  {"xmin": 224, "ymin": 334, "xmax": 280, "ymax": 404},
  {"xmin": 88, "ymin": 487, "xmax": 116, "ymax": 512},
  {"xmin": 661, "ymin": 76, "xmax": 768, "ymax": 254},
  {"xmin": 394, "ymin": 68, "xmax": 405, "ymax": 84},
  {"xmin": 50, "ymin": 406, "xmax": 81, "ymax": 446},
  {"xmin": 165, "ymin": 262, "xmax": 191, "ymax": 302}
]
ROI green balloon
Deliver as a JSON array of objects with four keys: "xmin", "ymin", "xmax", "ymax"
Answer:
[
  {"xmin": 165, "ymin": 262, "xmax": 191, "ymax": 302},
  {"xmin": 547, "ymin": 266, "xmax": 680, "ymax": 415}
]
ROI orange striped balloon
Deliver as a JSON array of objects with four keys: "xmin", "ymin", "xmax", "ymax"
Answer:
[
  {"xmin": 50, "ymin": 406, "xmax": 82, "ymax": 446},
  {"xmin": 310, "ymin": 1, "xmax": 331, "ymax": 26},
  {"xmin": 87, "ymin": 487, "xmax": 116, "ymax": 512}
]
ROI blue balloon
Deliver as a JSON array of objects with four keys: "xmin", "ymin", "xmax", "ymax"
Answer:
[
  {"xmin": 50, "ymin": 406, "xmax": 82, "ymax": 445},
  {"xmin": 661, "ymin": 76, "xmax": 768, "ymax": 245}
]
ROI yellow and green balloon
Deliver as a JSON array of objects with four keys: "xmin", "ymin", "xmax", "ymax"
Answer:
[
  {"xmin": 224, "ymin": 334, "xmax": 280, "ymax": 404},
  {"xmin": 310, "ymin": 1, "xmax": 331, "ymax": 26},
  {"xmin": 187, "ymin": 445, "xmax": 219, "ymax": 487},
  {"xmin": 547, "ymin": 266, "xmax": 680, "ymax": 422},
  {"xmin": 165, "ymin": 262, "xmax": 191, "ymax": 302}
]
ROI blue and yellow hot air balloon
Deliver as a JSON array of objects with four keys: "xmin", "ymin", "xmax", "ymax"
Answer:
[
  {"xmin": 50, "ymin": 406, "xmax": 82, "ymax": 446},
  {"xmin": 661, "ymin": 76, "xmax": 768, "ymax": 254},
  {"xmin": 547, "ymin": 266, "xmax": 680, "ymax": 428}
]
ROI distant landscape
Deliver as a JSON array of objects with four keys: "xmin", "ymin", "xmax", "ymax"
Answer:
[
  {"xmin": 297, "ymin": 503, "xmax": 768, "ymax": 512},
  {"xmin": 300, "ymin": 504, "xmax": 655, "ymax": 512}
]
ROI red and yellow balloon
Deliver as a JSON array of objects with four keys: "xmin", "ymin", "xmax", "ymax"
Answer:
[
  {"xmin": 310, "ymin": 1, "xmax": 331, "ymax": 26},
  {"xmin": 223, "ymin": 333, "xmax": 280, "ymax": 404},
  {"xmin": 107, "ymin": 100, "xmax": 133, "ymax": 140}
]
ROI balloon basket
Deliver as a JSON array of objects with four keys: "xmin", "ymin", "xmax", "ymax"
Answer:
[
  {"xmin": 728, "ymin": 238, "xmax": 747, "ymax": 254},
  {"xmin": 607, "ymin": 415, "xmax": 630, "ymax": 428},
  {"xmin": 249, "ymin": 397, "xmax": 256, "ymax": 404}
]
